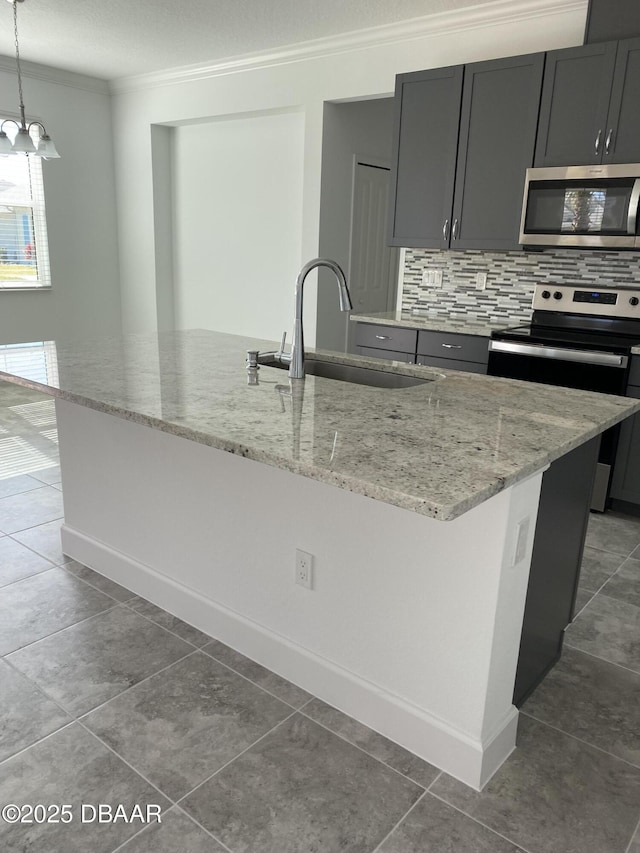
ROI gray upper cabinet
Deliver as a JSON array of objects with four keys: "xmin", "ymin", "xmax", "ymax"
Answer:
[
  {"xmin": 389, "ymin": 53, "xmax": 543, "ymax": 251},
  {"xmin": 535, "ymin": 38, "xmax": 640, "ymax": 166},
  {"xmin": 604, "ymin": 38, "xmax": 640, "ymax": 163},
  {"xmin": 451, "ymin": 54, "xmax": 544, "ymax": 251},
  {"xmin": 388, "ymin": 66, "xmax": 463, "ymax": 248}
]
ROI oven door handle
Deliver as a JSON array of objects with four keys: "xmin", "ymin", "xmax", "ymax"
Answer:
[{"xmin": 489, "ymin": 340, "xmax": 628, "ymax": 368}]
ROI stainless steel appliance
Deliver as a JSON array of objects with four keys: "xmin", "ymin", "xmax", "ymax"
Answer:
[
  {"xmin": 488, "ymin": 283, "xmax": 640, "ymax": 510},
  {"xmin": 520, "ymin": 164, "xmax": 640, "ymax": 248}
]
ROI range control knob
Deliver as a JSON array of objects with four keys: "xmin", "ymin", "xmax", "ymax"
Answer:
[
  {"xmin": 553, "ymin": 291, "xmax": 563, "ymax": 300},
  {"xmin": 541, "ymin": 290, "xmax": 551, "ymax": 299},
  {"xmin": 630, "ymin": 296, "xmax": 639, "ymax": 306}
]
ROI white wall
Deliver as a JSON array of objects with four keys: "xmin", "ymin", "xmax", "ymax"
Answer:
[
  {"xmin": 171, "ymin": 110, "xmax": 304, "ymax": 340},
  {"xmin": 0, "ymin": 60, "xmax": 121, "ymax": 344},
  {"xmin": 111, "ymin": 1, "xmax": 587, "ymax": 344}
]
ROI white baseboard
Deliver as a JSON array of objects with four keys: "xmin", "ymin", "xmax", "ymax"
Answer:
[{"xmin": 61, "ymin": 522, "xmax": 518, "ymax": 790}]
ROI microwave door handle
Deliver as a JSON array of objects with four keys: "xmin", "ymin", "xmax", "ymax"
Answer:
[{"xmin": 628, "ymin": 179, "xmax": 640, "ymax": 236}]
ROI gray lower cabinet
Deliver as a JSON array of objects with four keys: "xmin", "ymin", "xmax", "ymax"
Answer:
[
  {"xmin": 611, "ymin": 384, "xmax": 640, "ymax": 506},
  {"xmin": 354, "ymin": 323, "xmax": 490, "ymax": 373},
  {"xmin": 354, "ymin": 323, "xmax": 417, "ymax": 363},
  {"xmin": 358, "ymin": 346, "xmax": 414, "ymax": 363},
  {"xmin": 415, "ymin": 330, "xmax": 489, "ymax": 374}
]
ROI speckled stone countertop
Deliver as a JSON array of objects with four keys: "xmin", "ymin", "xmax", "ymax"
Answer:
[
  {"xmin": 350, "ymin": 310, "xmax": 514, "ymax": 337},
  {"xmin": 1, "ymin": 329, "xmax": 638, "ymax": 521}
]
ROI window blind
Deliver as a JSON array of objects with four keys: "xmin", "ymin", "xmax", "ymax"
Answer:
[{"xmin": 0, "ymin": 122, "xmax": 51, "ymax": 289}]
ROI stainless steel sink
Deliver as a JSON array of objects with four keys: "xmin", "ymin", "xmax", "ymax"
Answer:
[{"xmin": 259, "ymin": 357, "xmax": 433, "ymax": 389}]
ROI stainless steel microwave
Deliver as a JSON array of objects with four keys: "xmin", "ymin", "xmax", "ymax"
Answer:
[{"xmin": 520, "ymin": 164, "xmax": 640, "ymax": 249}]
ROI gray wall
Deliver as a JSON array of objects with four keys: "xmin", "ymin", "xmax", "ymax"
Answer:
[
  {"xmin": 317, "ymin": 98, "xmax": 394, "ymax": 352},
  {"xmin": 0, "ymin": 61, "xmax": 121, "ymax": 344}
]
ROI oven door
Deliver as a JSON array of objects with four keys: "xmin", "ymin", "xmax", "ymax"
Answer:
[{"xmin": 488, "ymin": 340, "xmax": 628, "ymax": 510}]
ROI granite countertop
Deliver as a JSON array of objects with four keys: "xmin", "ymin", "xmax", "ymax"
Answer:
[
  {"xmin": 350, "ymin": 310, "xmax": 515, "ymax": 337},
  {"xmin": 1, "ymin": 329, "xmax": 637, "ymax": 521}
]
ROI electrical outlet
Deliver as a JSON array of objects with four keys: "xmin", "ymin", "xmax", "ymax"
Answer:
[
  {"xmin": 295, "ymin": 549, "xmax": 313, "ymax": 589},
  {"xmin": 422, "ymin": 269, "xmax": 443, "ymax": 288},
  {"xmin": 512, "ymin": 517, "xmax": 530, "ymax": 567},
  {"xmin": 475, "ymin": 272, "xmax": 487, "ymax": 290}
]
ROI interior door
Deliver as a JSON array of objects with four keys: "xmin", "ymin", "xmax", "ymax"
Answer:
[{"xmin": 347, "ymin": 161, "xmax": 399, "ymax": 354}]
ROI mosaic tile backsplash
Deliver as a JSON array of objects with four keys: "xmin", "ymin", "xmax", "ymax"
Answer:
[{"xmin": 402, "ymin": 248, "xmax": 640, "ymax": 324}]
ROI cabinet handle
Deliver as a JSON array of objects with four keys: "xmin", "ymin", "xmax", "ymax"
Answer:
[
  {"xmin": 442, "ymin": 219, "xmax": 450, "ymax": 241},
  {"xmin": 605, "ymin": 128, "xmax": 614, "ymax": 155},
  {"xmin": 441, "ymin": 343, "xmax": 462, "ymax": 349},
  {"xmin": 595, "ymin": 129, "xmax": 602, "ymax": 156},
  {"xmin": 452, "ymin": 218, "xmax": 459, "ymax": 240},
  {"xmin": 375, "ymin": 335, "xmax": 391, "ymax": 340}
]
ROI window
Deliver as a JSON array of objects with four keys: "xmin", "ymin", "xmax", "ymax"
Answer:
[{"xmin": 0, "ymin": 122, "xmax": 51, "ymax": 289}]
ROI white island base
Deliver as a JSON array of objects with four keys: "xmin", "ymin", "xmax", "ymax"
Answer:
[{"xmin": 57, "ymin": 398, "xmax": 544, "ymax": 790}]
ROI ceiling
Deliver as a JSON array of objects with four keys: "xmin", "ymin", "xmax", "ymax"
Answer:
[{"xmin": 0, "ymin": 0, "xmax": 503, "ymax": 82}]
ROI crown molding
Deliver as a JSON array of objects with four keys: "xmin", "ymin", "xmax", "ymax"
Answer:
[
  {"xmin": 0, "ymin": 54, "xmax": 109, "ymax": 94},
  {"xmin": 110, "ymin": 0, "xmax": 587, "ymax": 95}
]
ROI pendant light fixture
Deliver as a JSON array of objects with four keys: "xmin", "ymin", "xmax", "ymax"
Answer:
[{"xmin": 0, "ymin": 0, "xmax": 60, "ymax": 159}]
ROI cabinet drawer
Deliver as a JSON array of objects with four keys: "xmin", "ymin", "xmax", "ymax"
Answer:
[
  {"xmin": 417, "ymin": 331, "xmax": 489, "ymax": 363},
  {"xmin": 416, "ymin": 354, "xmax": 487, "ymax": 374},
  {"xmin": 357, "ymin": 346, "xmax": 414, "ymax": 364},
  {"xmin": 354, "ymin": 324, "xmax": 417, "ymax": 354},
  {"xmin": 629, "ymin": 357, "xmax": 640, "ymax": 386}
]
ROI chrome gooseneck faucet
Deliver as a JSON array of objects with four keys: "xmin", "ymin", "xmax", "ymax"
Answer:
[{"xmin": 289, "ymin": 258, "xmax": 353, "ymax": 380}]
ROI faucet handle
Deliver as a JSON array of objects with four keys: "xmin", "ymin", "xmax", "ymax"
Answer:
[
  {"xmin": 277, "ymin": 331, "xmax": 287, "ymax": 358},
  {"xmin": 246, "ymin": 350, "xmax": 259, "ymax": 369}
]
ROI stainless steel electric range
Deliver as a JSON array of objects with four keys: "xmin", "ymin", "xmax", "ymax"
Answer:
[{"xmin": 488, "ymin": 282, "xmax": 640, "ymax": 511}]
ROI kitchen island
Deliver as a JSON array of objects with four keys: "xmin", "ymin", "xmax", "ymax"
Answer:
[{"xmin": 1, "ymin": 329, "xmax": 638, "ymax": 789}]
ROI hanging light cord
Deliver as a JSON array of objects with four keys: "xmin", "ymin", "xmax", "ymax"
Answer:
[{"xmin": 12, "ymin": 0, "xmax": 27, "ymax": 129}]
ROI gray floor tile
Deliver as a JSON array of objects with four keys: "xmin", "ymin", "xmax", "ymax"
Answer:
[
  {"xmin": 378, "ymin": 793, "xmax": 523, "ymax": 852},
  {"xmin": 0, "ymin": 659, "xmax": 71, "ymax": 762},
  {"xmin": 0, "ymin": 567, "xmax": 115, "ymax": 655},
  {"xmin": 523, "ymin": 647, "xmax": 640, "ymax": 768},
  {"xmin": 0, "ymin": 485, "xmax": 64, "ymax": 534},
  {"xmin": 203, "ymin": 639, "xmax": 312, "ymax": 707},
  {"xmin": 565, "ymin": 594, "xmax": 640, "ymax": 673},
  {"xmin": 0, "ymin": 474, "xmax": 44, "ymax": 499},
  {"xmin": 585, "ymin": 511, "xmax": 640, "ymax": 557},
  {"xmin": 430, "ymin": 716, "xmax": 640, "ymax": 853},
  {"xmin": 127, "ymin": 597, "xmax": 211, "ymax": 646},
  {"xmin": 0, "ymin": 536, "xmax": 54, "ymax": 587},
  {"xmin": 601, "ymin": 557, "xmax": 640, "ymax": 609},
  {"xmin": 64, "ymin": 560, "xmax": 136, "ymax": 602},
  {"xmin": 629, "ymin": 826, "xmax": 640, "ymax": 853},
  {"xmin": 11, "ymin": 518, "xmax": 71, "ymax": 564},
  {"xmin": 182, "ymin": 713, "xmax": 423, "ymax": 853},
  {"xmin": 83, "ymin": 651, "xmax": 291, "ymax": 801},
  {"xmin": 573, "ymin": 588, "xmax": 594, "ymax": 618},
  {"xmin": 303, "ymin": 698, "xmax": 440, "ymax": 788},
  {"xmin": 578, "ymin": 546, "xmax": 625, "ymax": 593},
  {"xmin": 30, "ymin": 464, "xmax": 61, "ymax": 485},
  {"xmin": 117, "ymin": 807, "xmax": 226, "ymax": 852},
  {"xmin": 0, "ymin": 723, "xmax": 169, "ymax": 853},
  {"xmin": 7, "ymin": 607, "xmax": 194, "ymax": 716}
]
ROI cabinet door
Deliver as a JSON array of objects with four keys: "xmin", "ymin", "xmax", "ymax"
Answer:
[
  {"xmin": 611, "ymin": 385, "xmax": 640, "ymax": 506},
  {"xmin": 388, "ymin": 66, "xmax": 463, "ymax": 248},
  {"xmin": 534, "ymin": 42, "xmax": 617, "ymax": 166},
  {"xmin": 416, "ymin": 354, "xmax": 486, "ymax": 374},
  {"xmin": 451, "ymin": 54, "xmax": 544, "ymax": 251},
  {"xmin": 604, "ymin": 38, "xmax": 640, "ymax": 163}
]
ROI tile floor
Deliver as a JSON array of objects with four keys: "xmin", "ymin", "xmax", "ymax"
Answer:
[{"xmin": 1, "ymin": 380, "xmax": 640, "ymax": 852}]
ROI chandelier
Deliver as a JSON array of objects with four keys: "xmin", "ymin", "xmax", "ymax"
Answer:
[{"xmin": 0, "ymin": 0, "xmax": 60, "ymax": 159}]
